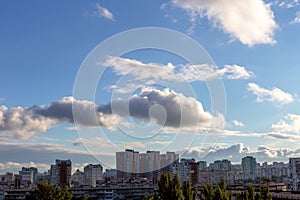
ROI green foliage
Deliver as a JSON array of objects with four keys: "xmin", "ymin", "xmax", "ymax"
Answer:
[
  {"xmin": 214, "ymin": 179, "xmax": 231, "ymax": 200},
  {"xmin": 157, "ymin": 173, "xmax": 184, "ymax": 200},
  {"xmin": 172, "ymin": 174, "xmax": 183, "ymax": 200},
  {"xmin": 201, "ymin": 183, "xmax": 214, "ymax": 200},
  {"xmin": 244, "ymin": 190, "xmax": 249, "ymax": 200},
  {"xmin": 25, "ymin": 183, "xmax": 73, "ymax": 200},
  {"xmin": 183, "ymin": 180, "xmax": 192, "ymax": 200},
  {"xmin": 72, "ymin": 195, "xmax": 89, "ymax": 200},
  {"xmin": 218, "ymin": 179, "xmax": 226, "ymax": 191},
  {"xmin": 259, "ymin": 184, "xmax": 272, "ymax": 200},
  {"xmin": 247, "ymin": 184, "xmax": 255, "ymax": 200},
  {"xmin": 236, "ymin": 191, "xmax": 243, "ymax": 200},
  {"xmin": 158, "ymin": 173, "xmax": 172, "ymax": 200},
  {"xmin": 192, "ymin": 187, "xmax": 198, "ymax": 200}
]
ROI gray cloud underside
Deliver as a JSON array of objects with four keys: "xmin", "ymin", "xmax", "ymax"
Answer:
[
  {"xmin": 0, "ymin": 88, "xmax": 213, "ymax": 140},
  {"xmin": 98, "ymin": 87, "xmax": 212, "ymax": 128}
]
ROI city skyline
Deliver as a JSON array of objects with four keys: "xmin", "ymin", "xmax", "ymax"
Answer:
[
  {"xmin": 1, "ymin": 0, "xmax": 300, "ymax": 174},
  {"xmin": 0, "ymin": 149, "xmax": 296, "ymax": 174}
]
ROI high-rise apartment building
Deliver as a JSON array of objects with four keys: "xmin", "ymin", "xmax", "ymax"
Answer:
[
  {"xmin": 172, "ymin": 158, "xmax": 199, "ymax": 186},
  {"xmin": 19, "ymin": 167, "xmax": 38, "ymax": 186},
  {"xmin": 116, "ymin": 149, "xmax": 140, "ymax": 180},
  {"xmin": 160, "ymin": 151, "xmax": 179, "ymax": 174},
  {"xmin": 289, "ymin": 158, "xmax": 300, "ymax": 191},
  {"xmin": 116, "ymin": 150, "xmax": 179, "ymax": 181},
  {"xmin": 50, "ymin": 159, "xmax": 72, "ymax": 187},
  {"xmin": 84, "ymin": 164, "xmax": 103, "ymax": 187},
  {"xmin": 242, "ymin": 156, "xmax": 257, "ymax": 180},
  {"xmin": 140, "ymin": 151, "xmax": 160, "ymax": 182}
]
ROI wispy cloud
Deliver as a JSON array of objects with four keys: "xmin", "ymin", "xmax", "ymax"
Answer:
[
  {"xmin": 103, "ymin": 57, "xmax": 254, "ymax": 94},
  {"xmin": 170, "ymin": 0, "xmax": 278, "ymax": 46},
  {"xmin": 93, "ymin": 3, "xmax": 115, "ymax": 21},
  {"xmin": 247, "ymin": 82, "xmax": 295, "ymax": 105}
]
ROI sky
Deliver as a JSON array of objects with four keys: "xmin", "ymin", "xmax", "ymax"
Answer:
[{"xmin": 0, "ymin": 0, "xmax": 300, "ymax": 173}]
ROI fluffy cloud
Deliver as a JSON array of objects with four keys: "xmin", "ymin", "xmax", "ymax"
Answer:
[
  {"xmin": 181, "ymin": 143, "xmax": 300, "ymax": 163},
  {"xmin": 0, "ymin": 97, "xmax": 123, "ymax": 140},
  {"xmin": 0, "ymin": 105, "xmax": 54, "ymax": 140},
  {"xmin": 99, "ymin": 87, "xmax": 213, "ymax": 128},
  {"xmin": 94, "ymin": 3, "xmax": 115, "ymax": 21},
  {"xmin": 248, "ymin": 83, "xmax": 294, "ymax": 105},
  {"xmin": 103, "ymin": 56, "xmax": 254, "ymax": 88},
  {"xmin": 232, "ymin": 120, "xmax": 244, "ymax": 127},
  {"xmin": 171, "ymin": 0, "xmax": 278, "ymax": 46},
  {"xmin": 272, "ymin": 114, "xmax": 300, "ymax": 134}
]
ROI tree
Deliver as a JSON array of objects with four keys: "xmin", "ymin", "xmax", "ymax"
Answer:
[
  {"xmin": 157, "ymin": 173, "xmax": 183, "ymax": 200},
  {"xmin": 236, "ymin": 191, "xmax": 243, "ymax": 200},
  {"xmin": 158, "ymin": 173, "xmax": 173, "ymax": 200},
  {"xmin": 201, "ymin": 183, "xmax": 214, "ymax": 200},
  {"xmin": 183, "ymin": 180, "xmax": 192, "ymax": 200},
  {"xmin": 72, "ymin": 195, "xmax": 88, "ymax": 200},
  {"xmin": 25, "ymin": 183, "xmax": 73, "ymax": 200},
  {"xmin": 172, "ymin": 174, "xmax": 183, "ymax": 200},
  {"xmin": 218, "ymin": 179, "xmax": 226, "ymax": 191},
  {"xmin": 192, "ymin": 187, "xmax": 198, "ymax": 200},
  {"xmin": 213, "ymin": 179, "xmax": 231, "ymax": 200},
  {"xmin": 244, "ymin": 190, "xmax": 249, "ymax": 200},
  {"xmin": 247, "ymin": 184, "xmax": 255, "ymax": 200},
  {"xmin": 259, "ymin": 184, "xmax": 272, "ymax": 200}
]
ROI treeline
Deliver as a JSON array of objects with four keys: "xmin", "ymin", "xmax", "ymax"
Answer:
[
  {"xmin": 146, "ymin": 173, "xmax": 272, "ymax": 200},
  {"xmin": 24, "ymin": 183, "xmax": 88, "ymax": 200}
]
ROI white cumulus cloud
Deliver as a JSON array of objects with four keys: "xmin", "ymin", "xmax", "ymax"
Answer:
[
  {"xmin": 171, "ymin": 0, "xmax": 278, "ymax": 46},
  {"xmin": 272, "ymin": 114, "xmax": 300, "ymax": 134}
]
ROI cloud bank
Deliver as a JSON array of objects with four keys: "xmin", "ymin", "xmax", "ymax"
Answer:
[
  {"xmin": 182, "ymin": 143, "xmax": 300, "ymax": 163},
  {"xmin": 0, "ymin": 88, "xmax": 214, "ymax": 140}
]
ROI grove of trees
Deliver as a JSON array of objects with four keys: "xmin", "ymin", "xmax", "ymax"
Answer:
[{"xmin": 146, "ymin": 173, "xmax": 272, "ymax": 200}]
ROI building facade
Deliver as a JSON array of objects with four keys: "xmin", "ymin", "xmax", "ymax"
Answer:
[
  {"xmin": 50, "ymin": 159, "xmax": 72, "ymax": 187},
  {"xmin": 84, "ymin": 164, "xmax": 103, "ymax": 187}
]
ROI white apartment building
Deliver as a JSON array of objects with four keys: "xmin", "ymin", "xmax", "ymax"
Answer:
[{"xmin": 84, "ymin": 164, "xmax": 103, "ymax": 187}]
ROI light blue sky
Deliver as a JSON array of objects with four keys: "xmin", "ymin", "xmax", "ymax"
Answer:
[{"xmin": 0, "ymin": 0, "xmax": 300, "ymax": 172}]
